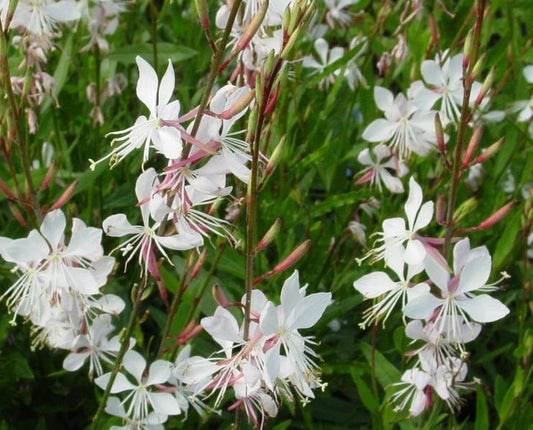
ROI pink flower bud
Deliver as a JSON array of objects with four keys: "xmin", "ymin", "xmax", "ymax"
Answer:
[{"xmin": 49, "ymin": 180, "xmax": 79, "ymax": 210}]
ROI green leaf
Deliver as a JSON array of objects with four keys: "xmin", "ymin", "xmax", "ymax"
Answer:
[
  {"xmin": 474, "ymin": 388, "xmax": 489, "ymax": 430},
  {"xmin": 351, "ymin": 367, "xmax": 379, "ymax": 413},
  {"xmin": 360, "ymin": 342, "xmax": 401, "ymax": 388},
  {"xmin": 106, "ymin": 43, "xmax": 197, "ymax": 66},
  {"xmin": 310, "ymin": 190, "xmax": 369, "ymax": 217},
  {"xmin": 493, "ymin": 208, "xmax": 522, "ymax": 270}
]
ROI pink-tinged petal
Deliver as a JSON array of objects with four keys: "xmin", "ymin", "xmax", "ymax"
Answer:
[
  {"xmin": 63, "ymin": 351, "xmax": 89, "ymax": 372},
  {"xmin": 421, "ymin": 60, "xmax": 443, "ymax": 87},
  {"xmin": 158, "ymin": 60, "xmax": 175, "ymax": 108},
  {"xmin": 404, "ymin": 239, "xmax": 427, "ymax": 266},
  {"xmin": 457, "ymin": 294, "xmax": 509, "ymax": 323},
  {"xmin": 288, "ymin": 292, "xmax": 332, "ymax": 330},
  {"xmin": 381, "ymin": 170, "xmax": 404, "ymax": 193},
  {"xmin": 406, "ymin": 282, "xmax": 430, "ymax": 301},
  {"xmin": 362, "ymin": 119, "xmax": 396, "ymax": 142},
  {"xmin": 457, "ymin": 254, "xmax": 491, "ymax": 294},
  {"xmin": 136, "ymin": 56, "xmax": 158, "ymax": 114},
  {"xmin": 153, "ymin": 127, "xmax": 183, "ymax": 160},
  {"xmin": 41, "ymin": 209, "xmax": 66, "ymax": 249},
  {"xmin": 403, "ymin": 293, "xmax": 443, "ymax": 320},
  {"xmin": 423, "ymin": 253, "xmax": 450, "ymax": 293},
  {"xmin": 123, "ymin": 349, "xmax": 146, "ymax": 383},
  {"xmin": 145, "ymin": 360, "xmax": 172, "ymax": 386},
  {"xmin": 149, "ymin": 392, "xmax": 180, "ymax": 416},
  {"xmin": 404, "ymin": 177, "xmax": 423, "ymax": 230},
  {"xmin": 95, "ymin": 372, "xmax": 135, "ymax": 393},
  {"xmin": 374, "ymin": 86, "xmax": 394, "ymax": 112},
  {"xmin": 103, "ymin": 214, "xmax": 140, "ymax": 238},
  {"xmin": 353, "ymin": 272, "xmax": 396, "ymax": 299}
]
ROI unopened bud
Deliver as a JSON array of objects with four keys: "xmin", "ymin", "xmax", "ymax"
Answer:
[
  {"xmin": 262, "ymin": 49, "xmax": 276, "ymax": 78},
  {"xmin": 237, "ymin": 0, "xmax": 269, "ymax": 51},
  {"xmin": 0, "ymin": 177, "xmax": 16, "ymax": 200},
  {"xmin": 474, "ymin": 137, "xmax": 504, "ymax": 164},
  {"xmin": 434, "ymin": 113, "xmax": 446, "ymax": 154},
  {"xmin": 245, "ymin": 106, "xmax": 258, "ymax": 142},
  {"xmin": 463, "ymin": 31, "xmax": 473, "ymax": 69},
  {"xmin": 462, "ymin": 125, "xmax": 483, "ymax": 169},
  {"xmin": 264, "ymin": 88, "xmax": 279, "ymax": 115},
  {"xmin": 453, "ymin": 197, "xmax": 478, "ymax": 224},
  {"xmin": 49, "ymin": 180, "xmax": 79, "ymax": 210},
  {"xmin": 264, "ymin": 135, "xmax": 286, "ymax": 177},
  {"xmin": 281, "ymin": 26, "xmax": 302, "ymax": 59},
  {"xmin": 141, "ymin": 284, "xmax": 153, "ymax": 301},
  {"xmin": 256, "ymin": 218, "xmax": 281, "ymax": 252},
  {"xmin": 474, "ymin": 67, "xmax": 495, "ymax": 106},
  {"xmin": 221, "ymin": 90, "xmax": 254, "ymax": 120},
  {"xmin": 8, "ymin": 202, "xmax": 27, "ymax": 228},
  {"xmin": 190, "ymin": 248, "xmax": 207, "ymax": 280},
  {"xmin": 478, "ymin": 201, "xmax": 514, "ymax": 230},
  {"xmin": 470, "ymin": 53, "xmax": 486, "ymax": 82},
  {"xmin": 195, "ymin": 0, "xmax": 210, "ymax": 29},
  {"xmin": 436, "ymin": 194, "xmax": 446, "ymax": 225},
  {"xmin": 282, "ymin": 4, "xmax": 292, "ymax": 34},
  {"xmin": 178, "ymin": 320, "xmax": 203, "ymax": 344},
  {"xmin": 40, "ymin": 161, "xmax": 57, "ymax": 190},
  {"xmin": 253, "ymin": 239, "xmax": 311, "ymax": 285},
  {"xmin": 430, "ymin": 15, "xmax": 439, "ymax": 48},
  {"xmin": 255, "ymin": 74, "xmax": 264, "ymax": 109},
  {"xmin": 213, "ymin": 283, "xmax": 230, "ymax": 308}
]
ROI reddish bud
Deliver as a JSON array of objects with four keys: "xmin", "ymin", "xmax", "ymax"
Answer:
[
  {"xmin": 40, "ymin": 161, "xmax": 57, "ymax": 190},
  {"xmin": 221, "ymin": 90, "xmax": 254, "ymax": 120},
  {"xmin": 256, "ymin": 218, "xmax": 281, "ymax": 252},
  {"xmin": 195, "ymin": 0, "xmax": 210, "ymax": 29},
  {"xmin": 213, "ymin": 283, "xmax": 230, "ymax": 308},
  {"xmin": 49, "ymin": 180, "xmax": 79, "ymax": 211},
  {"xmin": 190, "ymin": 248, "xmax": 208, "ymax": 280},
  {"xmin": 462, "ymin": 125, "xmax": 483, "ymax": 169},
  {"xmin": 0, "ymin": 177, "xmax": 16, "ymax": 200},
  {"xmin": 8, "ymin": 202, "xmax": 27, "ymax": 228},
  {"xmin": 478, "ymin": 201, "xmax": 515, "ymax": 230},
  {"xmin": 434, "ymin": 113, "xmax": 446, "ymax": 155},
  {"xmin": 436, "ymin": 194, "xmax": 446, "ymax": 225},
  {"xmin": 237, "ymin": 0, "xmax": 269, "ymax": 51},
  {"xmin": 474, "ymin": 137, "xmax": 504, "ymax": 165}
]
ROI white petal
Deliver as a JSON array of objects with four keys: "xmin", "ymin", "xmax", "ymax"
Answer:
[
  {"xmin": 523, "ymin": 65, "xmax": 533, "ymax": 83},
  {"xmin": 421, "ymin": 60, "xmax": 443, "ymax": 87},
  {"xmin": 353, "ymin": 272, "xmax": 396, "ymax": 299},
  {"xmin": 95, "ymin": 372, "xmax": 135, "ymax": 393},
  {"xmin": 361, "ymin": 119, "xmax": 396, "ymax": 142},
  {"xmin": 136, "ymin": 56, "xmax": 158, "ymax": 114},
  {"xmin": 412, "ymin": 201, "xmax": 434, "ymax": 231},
  {"xmin": 404, "ymin": 177, "xmax": 423, "ymax": 230},
  {"xmin": 102, "ymin": 214, "xmax": 139, "ymax": 237},
  {"xmin": 458, "ymin": 294, "xmax": 509, "ymax": 323},
  {"xmin": 404, "ymin": 239, "xmax": 427, "ymax": 266},
  {"xmin": 40, "ymin": 209, "xmax": 66, "ymax": 249},
  {"xmin": 374, "ymin": 86, "xmax": 394, "ymax": 112},
  {"xmin": 123, "ymin": 349, "xmax": 146, "ymax": 382},
  {"xmin": 153, "ymin": 127, "xmax": 183, "ymax": 159},
  {"xmin": 146, "ymin": 360, "xmax": 172, "ymax": 386},
  {"xmin": 63, "ymin": 351, "xmax": 89, "ymax": 372},
  {"xmin": 457, "ymin": 254, "xmax": 491, "ymax": 294},
  {"xmin": 288, "ymin": 292, "xmax": 331, "ymax": 330},
  {"xmin": 403, "ymin": 293, "xmax": 443, "ymax": 320},
  {"xmin": 149, "ymin": 392, "xmax": 180, "ymax": 416},
  {"xmin": 158, "ymin": 60, "xmax": 175, "ymax": 108},
  {"xmin": 423, "ymin": 252, "xmax": 450, "ymax": 293}
]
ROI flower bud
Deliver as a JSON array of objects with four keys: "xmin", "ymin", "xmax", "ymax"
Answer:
[
  {"xmin": 8, "ymin": 201, "xmax": 27, "ymax": 228},
  {"xmin": 264, "ymin": 135, "xmax": 286, "ymax": 177},
  {"xmin": 434, "ymin": 113, "xmax": 446, "ymax": 155},
  {"xmin": 195, "ymin": 0, "xmax": 210, "ymax": 29},
  {"xmin": 256, "ymin": 218, "xmax": 281, "ymax": 252},
  {"xmin": 213, "ymin": 283, "xmax": 230, "ymax": 308},
  {"xmin": 463, "ymin": 31, "xmax": 473, "ymax": 69},
  {"xmin": 50, "ymin": 180, "xmax": 79, "ymax": 210},
  {"xmin": 221, "ymin": 89, "xmax": 254, "ymax": 120},
  {"xmin": 474, "ymin": 137, "xmax": 504, "ymax": 165},
  {"xmin": 40, "ymin": 161, "xmax": 57, "ymax": 190},
  {"xmin": 462, "ymin": 125, "xmax": 483, "ymax": 169},
  {"xmin": 469, "ymin": 53, "xmax": 486, "ymax": 82},
  {"xmin": 0, "ymin": 177, "xmax": 16, "ymax": 200},
  {"xmin": 436, "ymin": 194, "xmax": 446, "ymax": 225},
  {"xmin": 190, "ymin": 248, "xmax": 208, "ymax": 280},
  {"xmin": 474, "ymin": 66, "xmax": 495, "ymax": 106},
  {"xmin": 236, "ymin": 0, "xmax": 269, "ymax": 51}
]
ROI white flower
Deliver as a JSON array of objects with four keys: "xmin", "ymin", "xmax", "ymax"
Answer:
[
  {"xmin": 355, "ymin": 144, "xmax": 407, "ymax": 193},
  {"xmin": 95, "ymin": 350, "xmax": 180, "ymax": 422},
  {"xmin": 11, "ymin": 0, "xmax": 81, "ymax": 37},
  {"xmin": 362, "ymin": 86, "xmax": 438, "ymax": 159},
  {"xmin": 91, "ymin": 56, "xmax": 182, "ymax": 169},
  {"xmin": 403, "ymin": 238, "xmax": 510, "ymax": 342}
]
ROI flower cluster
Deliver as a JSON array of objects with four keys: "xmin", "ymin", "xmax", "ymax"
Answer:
[
  {"xmin": 92, "ymin": 271, "xmax": 330, "ymax": 428},
  {"xmin": 0, "ymin": 209, "xmax": 128, "ymax": 377},
  {"xmin": 353, "ymin": 177, "xmax": 510, "ymax": 415}
]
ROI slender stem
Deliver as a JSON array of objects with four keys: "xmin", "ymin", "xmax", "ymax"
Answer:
[
  {"xmin": 0, "ymin": 27, "xmax": 41, "ymax": 224},
  {"xmin": 182, "ymin": 0, "xmax": 244, "ymax": 158},
  {"xmin": 442, "ymin": 0, "xmax": 486, "ymax": 257},
  {"xmin": 91, "ymin": 277, "xmax": 148, "ymax": 428}
]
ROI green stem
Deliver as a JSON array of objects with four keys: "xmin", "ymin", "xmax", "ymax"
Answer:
[
  {"xmin": 442, "ymin": 0, "xmax": 486, "ymax": 257},
  {"xmin": 182, "ymin": 0, "xmax": 244, "ymax": 158},
  {"xmin": 91, "ymin": 277, "xmax": 148, "ymax": 429}
]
